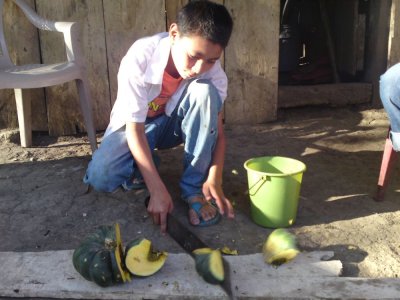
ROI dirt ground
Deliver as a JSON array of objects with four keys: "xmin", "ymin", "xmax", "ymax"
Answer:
[{"xmin": 1, "ymin": 105, "xmax": 399, "ymax": 279}]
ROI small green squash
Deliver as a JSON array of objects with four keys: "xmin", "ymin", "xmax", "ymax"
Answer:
[
  {"xmin": 72, "ymin": 223, "xmax": 131, "ymax": 287},
  {"xmin": 124, "ymin": 238, "xmax": 167, "ymax": 277},
  {"xmin": 193, "ymin": 248, "xmax": 224, "ymax": 284},
  {"xmin": 262, "ymin": 228, "xmax": 299, "ymax": 266}
]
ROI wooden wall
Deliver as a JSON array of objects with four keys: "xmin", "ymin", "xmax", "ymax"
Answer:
[
  {"xmin": 388, "ymin": 0, "xmax": 400, "ymax": 68},
  {"xmin": 225, "ymin": 0, "xmax": 279, "ymax": 123},
  {"xmin": 0, "ymin": 0, "xmax": 280, "ymax": 136}
]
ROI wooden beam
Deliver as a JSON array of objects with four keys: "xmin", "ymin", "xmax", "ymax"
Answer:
[
  {"xmin": 278, "ymin": 83, "xmax": 372, "ymax": 108},
  {"xmin": 388, "ymin": 0, "xmax": 400, "ymax": 68},
  {"xmin": 363, "ymin": 0, "xmax": 391, "ymax": 107}
]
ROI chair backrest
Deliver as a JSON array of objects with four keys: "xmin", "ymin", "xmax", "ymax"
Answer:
[{"xmin": 0, "ymin": 0, "xmax": 13, "ymax": 68}]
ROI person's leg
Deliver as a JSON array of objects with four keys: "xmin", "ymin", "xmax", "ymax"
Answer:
[
  {"xmin": 83, "ymin": 127, "xmax": 135, "ymax": 192},
  {"xmin": 380, "ymin": 63, "xmax": 400, "ymax": 151},
  {"xmin": 83, "ymin": 115, "xmax": 179, "ymax": 192},
  {"xmin": 173, "ymin": 79, "xmax": 223, "ymax": 226}
]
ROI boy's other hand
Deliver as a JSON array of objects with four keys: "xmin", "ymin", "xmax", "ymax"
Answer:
[{"xmin": 203, "ymin": 181, "xmax": 234, "ymax": 219}]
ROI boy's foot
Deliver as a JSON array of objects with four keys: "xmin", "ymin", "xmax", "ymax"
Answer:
[
  {"xmin": 131, "ymin": 177, "xmax": 146, "ymax": 189},
  {"xmin": 122, "ymin": 153, "xmax": 160, "ymax": 190},
  {"xmin": 187, "ymin": 196, "xmax": 221, "ymax": 227}
]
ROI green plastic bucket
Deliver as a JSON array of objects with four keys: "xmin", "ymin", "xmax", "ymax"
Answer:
[{"xmin": 244, "ymin": 156, "xmax": 306, "ymax": 228}]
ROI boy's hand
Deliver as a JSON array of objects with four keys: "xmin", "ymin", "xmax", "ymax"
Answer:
[
  {"xmin": 146, "ymin": 190, "xmax": 174, "ymax": 234},
  {"xmin": 202, "ymin": 180, "xmax": 234, "ymax": 219}
]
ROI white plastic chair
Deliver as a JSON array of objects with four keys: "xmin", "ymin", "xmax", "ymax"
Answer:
[{"xmin": 0, "ymin": 0, "xmax": 97, "ymax": 152}]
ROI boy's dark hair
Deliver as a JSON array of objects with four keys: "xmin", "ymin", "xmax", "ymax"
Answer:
[{"xmin": 176, "ymin": 0, "xmax": 233, "ymax": 48}]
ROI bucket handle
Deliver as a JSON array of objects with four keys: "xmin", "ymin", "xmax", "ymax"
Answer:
[{"xmin": 248, "ymin": 175, "xmax": 269, "ymax": 196}]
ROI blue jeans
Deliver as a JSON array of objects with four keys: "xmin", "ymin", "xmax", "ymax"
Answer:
[
  {"xmin": 380, "ymin": 63, "xmax": 400, "ymax": 151},
  {"xmin": 83, "ymin": 79, "xmax": 223, "ymax": 200}
]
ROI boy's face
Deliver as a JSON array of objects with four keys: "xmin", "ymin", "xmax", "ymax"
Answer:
[{"xmin": 169, "ymin": 24, "xmax": 223, "ymax": 79}]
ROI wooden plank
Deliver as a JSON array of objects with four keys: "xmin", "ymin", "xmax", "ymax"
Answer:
[
  {"xmin": 165, "ymin": 0, "xmax": 188, "ymax": 28},
  {"xmin": 363, "ymin": 0, "xmax": 391, "ymax": 106},
  {"xmin": 103, "ymin": 0, "xmax": 165, "ymax": 109},
  {"xmin": 0, "ymin": 250, "xmax": 344, "ymax": 299},
  {"xmin": 278, "ymin": 83, "xmax": 372, "ymax": 108},
  {"xmin": 165, "ymin": 0, "xmax": 223, "ymax": 28},
  {"xmin": 214, "ymin": 0, "xmax": 225, "ymax": 71},
  {"xmin": 0, "ymin": 0, "xmax": 46, "ymax": 132},
  {"xmin": 320, "ymin": 0, "xmax": 340, "ymax": 83},
  {"xmin": 356, "ymin": 14, "xmax": 366, "ymax": 71},
  {"xmin": 331, "ymin": 0, "xmax": 359, "ymax": 77},
  {"xmin": 36, "ymin": 0, "xmax": 110, "ymax": 135},
  {"xmin": 2, "ymin": 250, "xmax": 399, "ymax": 300},
  {"xmin": 388, "ymin": 0, "xmax": 400, "ymax": 68},
  {"xmin": 224, "ymin": 0, "xmax": 280, "ymax": 124}
]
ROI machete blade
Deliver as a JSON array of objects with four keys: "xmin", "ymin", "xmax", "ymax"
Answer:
[{"xmin": 144, "ymin": 196, "xmax": 235, "ymax": 299}]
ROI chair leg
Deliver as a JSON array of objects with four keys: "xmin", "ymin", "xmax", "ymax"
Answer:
[
  {"xmin": 14, "ymin": 88, "xmax": 32, "ymax": 147},
  {"xmin": 75, "ymin": 78, "xmax": 97, "ymax": 152},
  {"xmin": 375, "ymin": 137, "xmax": 398, "ymax": 201}
]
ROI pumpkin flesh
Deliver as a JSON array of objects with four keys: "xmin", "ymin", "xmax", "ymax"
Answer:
[
  {"xmin": 263, "ymin": 228, "xmax": 299, "ymax": 265},
  {"xmin": 112, "ymin": 223, "xmax": 131, "ymax": 282},
  {"xmin": 125, "ymin": 238, "xmax": 167, "ymax": 276}
]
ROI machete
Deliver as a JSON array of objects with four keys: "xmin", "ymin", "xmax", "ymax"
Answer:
[{"xmin": 145, "ymin": 197, "xmax": 235, "ymax": 299}]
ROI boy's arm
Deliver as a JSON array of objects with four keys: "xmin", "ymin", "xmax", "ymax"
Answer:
[
  {"xmin": 203, "ymin": 113, "xmax": 234, "ymax": 218},
  {"xmin": 125, "ymin": 122, "xmax": 173, "ymax": 233}
]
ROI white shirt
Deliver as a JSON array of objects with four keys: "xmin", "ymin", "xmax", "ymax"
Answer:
[{"xmin": 104, "ymin": 32, "xmax": 228, "ymax": 137}]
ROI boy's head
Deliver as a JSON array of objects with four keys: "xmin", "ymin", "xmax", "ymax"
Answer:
[
  {"xmin": 167, "ymin": 1, "xmax": 233, "ymax": 79},
  {"xmin": 176, "ymin": 0, "xmax": 233, "ymax": 48}
]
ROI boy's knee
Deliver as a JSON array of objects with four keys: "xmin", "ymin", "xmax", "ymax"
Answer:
[
  {"xmin": 188, "ymin": 79, "xmax": 215, "ymax": 97},
  {"xmin": 380, "ymin": 73, "xmax": 395, "ymax": 90},
  {"xmin": 380, "ymin": 65, "xmax": 400, "ymax": 93},
  {"xmin": 187, "ymin": 79, "xmax": 222, "ymax": 109},
  {"xmin": 84, "ymin": 157, "xmax": 119, "ymax": 192}
]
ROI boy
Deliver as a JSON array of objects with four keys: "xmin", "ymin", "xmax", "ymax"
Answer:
[{"xmin": 84, "ymin": 0, "xmax": 234, "ymax": 233}]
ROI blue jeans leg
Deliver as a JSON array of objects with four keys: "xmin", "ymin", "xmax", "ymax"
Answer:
[
  {"xmin": 175, "ymin": 79, "xmax": 223, "ymax": 200},
  {"xmin": 83, "ymin": 127, "xmax": 134, "ymax": 192},
  {"xmin": 380, "ymin": 63, "xmax": 400, "ymax": 151},
  {"xmin": 83, "ymin": 115, "xmax": 182, "ymax": 192}
]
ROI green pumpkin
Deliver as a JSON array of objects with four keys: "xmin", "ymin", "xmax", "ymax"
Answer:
[
  {"xmin": 124, "ymin": 238, "xmax": 167, "ymax": 277},
  {"xmin": 72, "ymin": 223, "xmax": 131, "ymax": 287},
  {"xmin": 193, "ymin": 248, "xmax": 224, "ymax": 284},
  {"xmin": 262, "ymin": 228, "xmax": 299, "ymax": 266}
]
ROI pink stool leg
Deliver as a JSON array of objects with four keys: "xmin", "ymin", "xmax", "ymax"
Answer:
[{"xmin": 375, "ymin": 136, "xmax": 398, "ymax": 201}]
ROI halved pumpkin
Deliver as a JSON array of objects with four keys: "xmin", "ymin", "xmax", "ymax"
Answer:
[
  {"xmin": 124, "ymin": 238, "xmax": 167, "ymax": 276},
  {"xmin": 193, "ymin": 248, "xmax": 224, "ymax": 284},
  {"xmin": 113, "ymin": 222, "xmax": 131, "ymax": 283},
  {"xmin": 262, "ymin": 228, "xmax": 299, "ymax": 266},
  {"xmin": 72, "ymin": 223, "xmax": 131, "ymax": 287}
]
